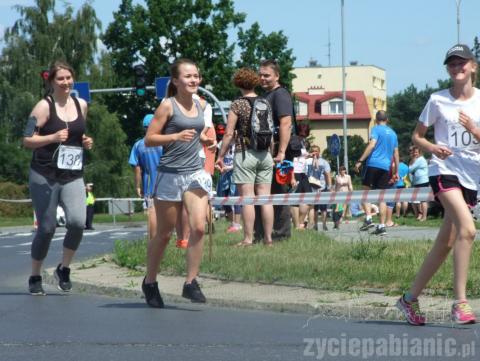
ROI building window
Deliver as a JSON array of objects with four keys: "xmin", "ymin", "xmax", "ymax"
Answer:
[
  {"xmin": 296, "ymin": 101, "xmax": 308, "ymax": 116},
  {"xmin": 329, "ymin": 100, "xmax": 344, "ymax": 114},
  {"xmin": 314, "ymin": 101, "xmax": 322, "ymax": 114}
]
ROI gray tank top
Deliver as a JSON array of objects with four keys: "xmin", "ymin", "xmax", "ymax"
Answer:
[{"xmin": 158, "ymin": 97, "xmax": 204, "ymax": 174}]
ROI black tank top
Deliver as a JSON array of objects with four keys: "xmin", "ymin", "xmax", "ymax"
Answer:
[{"xmin": 31, "ymin": 95, "xmax": 86, "ymax": 183}]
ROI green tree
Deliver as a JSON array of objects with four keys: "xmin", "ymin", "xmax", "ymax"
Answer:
[
  {"xmin": 0, "ymin": 0, "xmax": 100, "ymax": 183},
  {"xmin": 387, "ymin": 85, "xmax": 432, "ymax": 157},
  {"xmin": 473, "ymin": 37, "xmax": 480, "ymax": 87},
  {"xmin": 84, "ymin": 103, "xmax": 133, "ymax": 198},
  {"xmin": 102, "ymin": 0, "xmax": 296, "ymax": 143},
  {"xmin": 322, "ymin": 135, "xmax": 366, "ymax": 175},
  {"xmin": 236, "ymin": 22, "xmax": 296, "ymax": 91},
  {"xmin": 101, "ymin": 0, "xmax": 246, "ymax": 143},
  {"xmin": 0, "ymin": 0, "xmax": 100, "ymax": 137},
  {"xmin": 0, "ymin": 127, "xmax": 31, "ymax": 183}
]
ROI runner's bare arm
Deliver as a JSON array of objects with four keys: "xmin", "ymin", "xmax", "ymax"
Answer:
[
  {"xmin": 23, "ymin": 100, "xmax": 68, "ymax": 149},
  {"xmin": 412, "ymin": 121, "xmax": 452, "ymax": 159}
]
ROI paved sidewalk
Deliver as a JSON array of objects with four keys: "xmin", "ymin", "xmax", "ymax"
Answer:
[{"xmin": 45, "ymin": 255, "xmax": 479, "ymax": 324}]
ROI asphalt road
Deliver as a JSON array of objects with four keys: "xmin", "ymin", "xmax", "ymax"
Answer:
[{"xmin": 0, "ymin": 225, "xmax": 478, "ymax": 361}]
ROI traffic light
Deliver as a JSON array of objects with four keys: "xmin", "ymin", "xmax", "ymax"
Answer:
[{"xmin": 133, "ymin": 64, "xmax": 147, "ymax": 96}]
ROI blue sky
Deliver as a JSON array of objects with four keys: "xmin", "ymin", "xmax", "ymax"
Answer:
[{"xmin": 1, "ymin": 0, "xmax": 479, "ymax": 95}]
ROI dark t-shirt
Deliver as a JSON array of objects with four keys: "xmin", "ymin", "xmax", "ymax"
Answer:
[{"xmin": 264, "ymin": 87, "xmax": 293, "ymax": 140}]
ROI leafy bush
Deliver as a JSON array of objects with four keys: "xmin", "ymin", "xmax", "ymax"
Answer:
[{"xmin": 0, "ymin": 182, "xmax": 32, "ymax": 217}]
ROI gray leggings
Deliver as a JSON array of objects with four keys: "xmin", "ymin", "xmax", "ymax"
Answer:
[{"xmin": 29, "ymin": 168, "xmax": 86, "ymax": 261}]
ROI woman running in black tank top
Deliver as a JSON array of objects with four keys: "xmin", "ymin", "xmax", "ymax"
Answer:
[{"xmin": 23, "ymin": 61, "xmax": 93, "ymax": 296}]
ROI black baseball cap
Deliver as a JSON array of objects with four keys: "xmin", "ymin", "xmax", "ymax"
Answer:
[{"xmin": 443, "ymin": 44, "xmax": 475, "ymax": 65}]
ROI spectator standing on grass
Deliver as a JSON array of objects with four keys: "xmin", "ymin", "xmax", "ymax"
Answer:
[
  {"xmin": 254, "ymin": 59, "xmax": 293, "ymax": 241},
  {"xmin": 216, "ymin": 67, "xmax": 274, "ymax": 247},
  {"xmin": 290, "ymin": 137, "xmax": 311, "ymax": 229},
  {"xmin": 395, "ymin": 160, "xmax": 410, "ymax": 218},
  {"xmin": 216, "ymin": 137, "xmax": 242, "ymax": 233},
  {"xmin": 142, "ymin": 58, "xmax": 215, "ymax": 308},
  {"xmin": 408, "ymin": 145, "xmax": 429, "ymax": 221},
  {"xmin": 23, "ymin": 61, "xmax": 93, "ymax": 295},
  {"xmin": 129, "ymin": 114, "xmax": 163, "ymax": 242},
  {"xmin": 334, "ymin": 165, "xmax": 353, "ymax": 222},
  {"xmin": 85, "ymin": 183, "xmax": 95, "ymax": 230},
  {"xmin": 196, "ymin": 92, "xmax": 217, "ymax": 235},
  {"xmin": 354, "ymin": 110, "xmax": 399, "ymax": 236},
  {"xmin": 396, "ymin": 44, "xmax": 480, "ymax": 325},
  {"xmin": 306, "ymin": 145, "xmax": 331, "ymax": 231}
]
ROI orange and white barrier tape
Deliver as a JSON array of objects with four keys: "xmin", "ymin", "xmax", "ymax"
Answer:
[
  {"xmin": 0, "ymin": 189, "xmax": 437, "ymax": 207},
  {"xmin": 210, "ymin": 187, "xmax": 435, "ymax": 206}
]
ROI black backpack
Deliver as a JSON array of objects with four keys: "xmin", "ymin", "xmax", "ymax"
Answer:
[{"xmin": 242, "ymin": 97, "xmax": 274, "ymax": 151}]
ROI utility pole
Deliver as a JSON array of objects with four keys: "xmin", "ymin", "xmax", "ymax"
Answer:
[
  {"xmin": 455, "ymin": 0, "xmax": 462, "ymax": 43},
  {"xmin": 327, "ymin": 27, "xmax": 332, "ymax": 66},
  {"xmin": 341, "ymin": 0, "xmax": 348, "ymax": 172}
]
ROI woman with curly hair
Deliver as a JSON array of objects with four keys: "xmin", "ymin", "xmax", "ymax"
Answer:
[{"xmin": 216, "ymin": 68, "xmax": 274, "ymax": 247}]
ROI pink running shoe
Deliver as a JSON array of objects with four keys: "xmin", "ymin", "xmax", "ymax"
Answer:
[
  {"xmin": 451, "ymin": 301, "xmax": 476, "ymax": 324},
  {"xmin": 396, "ymin": 294, "xmax": 426, "ymax": 326},
  {"xmin": 226, "ymin": 224, "xmax": 241, "ymax": 233}
]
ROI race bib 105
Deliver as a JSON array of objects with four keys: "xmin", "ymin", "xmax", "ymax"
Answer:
[{"xmin": 448, "ymin": 123, "xmax": 480, "ymax": 151}]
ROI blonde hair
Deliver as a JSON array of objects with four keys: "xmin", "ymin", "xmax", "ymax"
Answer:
[{"xmin": 472, "ymin": 59, "xmax": 478, "ymax": 85}]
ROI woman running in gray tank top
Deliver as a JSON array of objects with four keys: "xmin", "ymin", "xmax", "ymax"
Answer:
[{"xmin": 141, "ymin": 58, "xmax": 216, "ymax": 308}]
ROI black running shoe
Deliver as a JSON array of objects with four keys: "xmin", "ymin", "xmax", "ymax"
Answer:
[
  {"xmin": 359, "ymin": 219, "xmax": 375, "ymax": 231},
  {"xmin": 28, "ymin": 275, "xmax": 46, "ymax": 296},
  {"xmin": 372, "ymin": 226, "xmax": 387, "ymax": 236},
  {"xmin": 182, "ymin": 279, "xmax": 206, "ymax": 303},
  {"xmin": 54, "ymin": 264, "xmax": 72, "ymax": 292},
  {"xmin": 142, "ymin": 278, "xmax": 164, "ymax": 308}
]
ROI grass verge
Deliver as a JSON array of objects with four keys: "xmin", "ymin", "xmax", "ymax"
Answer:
[
  {"xmin": 113, "ymin": 220, "xmax": 480, "ymax": 298},
  {"xmin": 0, "ymin": 212, "xmax": 147, "ymax": 227}
]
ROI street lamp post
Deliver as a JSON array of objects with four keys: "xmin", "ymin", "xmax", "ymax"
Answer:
[
  {"xmin": 341, "ymin": 0, "xmax": 348, "ymax": 172},
  {"xmin": 455, "ymin": 0, "xmax": 462, "ymax": 43}
]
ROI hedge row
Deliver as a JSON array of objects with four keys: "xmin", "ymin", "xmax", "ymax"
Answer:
[{"xmin": 0, "ymin": 182, "xmax": 31, "ymax": 217}]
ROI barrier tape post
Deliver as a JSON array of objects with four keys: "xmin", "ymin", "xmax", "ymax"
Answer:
[{"xmin": 208, "ymin": 201, "xmax": 213, "ymax": 262}]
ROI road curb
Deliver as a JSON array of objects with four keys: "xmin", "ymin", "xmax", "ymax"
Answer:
[{"xmin": 43, "ymin": 260, "xmax": 471, "ymax": 324}]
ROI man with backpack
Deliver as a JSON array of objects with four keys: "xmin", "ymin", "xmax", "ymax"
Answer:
[{"xmin": 254, "ymin": 59, "xmax": 294, "ymax": 241}]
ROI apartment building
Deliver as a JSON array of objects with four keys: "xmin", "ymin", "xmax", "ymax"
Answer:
[{"xmin": 292, "ymin": 64, "xmax": 386, "ymax": 151}]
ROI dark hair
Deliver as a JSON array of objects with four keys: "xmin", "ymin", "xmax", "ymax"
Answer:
[
  {"xmin": 260, "ymin": 59, "xmax": 280, "ymax": 76},
  {"xmin": 45, "ymin": 61, "xmax": 75, "ymax": 95},
  {"xmin": 232, "ymin": 68, "xmax": 260, "ymax": 90},
  {"xmin": 167, "ymin": 58, "xmax": 199, "ymax": 97},
  {"xmin": 339, "ymin": 165, "xmax": 346, "ymax": 172},
  {"xmin": 409, "ymin": 145, "xmax": 422, "ymax": 155},
  {"xmin": 375, "ymin": 110, "xmax": 388, "ymax": 122}
]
